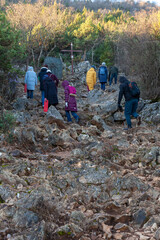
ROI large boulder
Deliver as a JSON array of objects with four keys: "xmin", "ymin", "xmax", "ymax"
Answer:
[
  {"xmin": 44, "ymin": 57, "xmax": 62, "ymax": 79},
  {"xmin": 141, "ymin": 102, "xmax": 160, "ymax": 124}
]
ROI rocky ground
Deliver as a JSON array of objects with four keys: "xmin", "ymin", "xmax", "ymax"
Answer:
[{"xmin": 0, "ymin": 62, "xmax": 160, "ymax": 240}]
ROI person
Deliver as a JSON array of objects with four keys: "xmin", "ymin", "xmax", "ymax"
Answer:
[
  {"xmin": 109, "ymin": 66, "xmax": 118, "ymax": 86},
  {"xmin": 86, "ymin": 65, "xmax": 96, "ymax": 91},
  {"xmin": 62, "ymin": 80, "xmax": 80, "ymax": 123},
  {"xmin": 98, "ymin": 62, "xmax": 108, "ymax": 91},
  {"xmin": 46, "ymin": 69, "xmax": 59, "ymax": 88},
  {"xmin": 25, "ymin": 66, "xmax": 37, "ymax": 99},
  {"xmin": 38, "ymin": 64, "xmax": 48, "ymax": 106},
  {"xmin": 118, "ymin": 76, "xmax": 141, "ymax": 130},
  {"xmin": 43, "ymin": 74, "xmax": 58, "ymax": 108}
]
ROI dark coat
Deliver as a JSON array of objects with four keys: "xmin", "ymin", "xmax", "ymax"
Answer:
[
  {"xmin": 98, "ymin": 66, "xmax": 108, "ymax": 83},
  {"xmin": 47, "ymin": 72, "xmax": 59, "ymax": 87},
  {"xmin": 118, "ymin": 76, "xmax": 140, "ymax": 105},
  {"xmin": 62, "ymin": 80, "xmax": 77, "ymax": 112},
  {"xmin": 38, "ymin": 67, "xmax": 48, "ymax": 91},
  {"xmin": 44, "ymin": 77, "xmax": 58, "ymax": 106}
]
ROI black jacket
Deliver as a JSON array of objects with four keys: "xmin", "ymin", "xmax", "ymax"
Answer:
[
  {"xmin": 38, "ymin": 67, "xmax": 48, "ymax": 91},
  {"xmin": 44, "ymin": 77, "xmax": 58, "ymax": 105},
  {"xmin": 118, "ymin": 77, "xmax": 139, "ymax": 105}
]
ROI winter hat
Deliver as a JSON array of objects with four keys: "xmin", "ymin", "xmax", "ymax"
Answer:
[
  {"xmin": 62, "ymin": 80, "xmax": 69, "ymax": 89},
  {"xmin": 102, "ymin": 62, "xmax": 106, "ymax": 66},
  {"xmin": 91, "ymin": 65, "xmax": 96, "ymax": 69},
  {"xmin": 44, "ymin": 64, "xmax": 48, "ymax": 68},
  {"xmin": 47, "ymin": 69, "xmax": 52, "ymax": 73}
]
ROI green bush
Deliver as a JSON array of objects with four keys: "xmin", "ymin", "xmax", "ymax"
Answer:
[{"xmin": 0, "ymin": 111, "xmax": 16, "ymax": 134}]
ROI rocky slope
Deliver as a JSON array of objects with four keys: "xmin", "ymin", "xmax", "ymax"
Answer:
[{"xmin": 0, "ymin": 62, "xmax": 160, "ymax": 240}]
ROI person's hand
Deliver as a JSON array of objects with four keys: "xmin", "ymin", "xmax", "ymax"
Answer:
[
  {"xmin": 65, "ymin": 102, "xmax": 68, "ymax": 107},
  {"xmin": 118, "ymin": 104, "xmax": 123, "ymax": 112},
  {"xmin": 45, "ymin": 98, "xmax": 47, "ymax": 102}
]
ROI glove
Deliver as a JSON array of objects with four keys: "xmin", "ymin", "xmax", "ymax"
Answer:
[
  {"xmin": 118, "ymin": 104, "xmax": 123, "ymax": 112},
  {"xmin": 65, "ymin": 102, "xmax": 68, "ymax": 107}
]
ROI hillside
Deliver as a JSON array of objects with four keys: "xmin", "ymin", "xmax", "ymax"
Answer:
[{"xmin": 0, "ymin": 62, "xmax": 160, "ymax": 240}]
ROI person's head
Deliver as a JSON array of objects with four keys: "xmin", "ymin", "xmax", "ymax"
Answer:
[
  {"xmin": 119, "ymin": 76, "xmax": 128, "ymax": 84},
  {"xmin": 44, "ymin": 64, "xmax": 48, "ymax": 68},
  {"xmin": 102, "ymin": 62, "xmax": 106, "ymax": 66},
  {"xmin": 91, "ymin": 65, "xmax": 96, "ymax": 70},
  {"xmin": 47, "ymin": 69, "xmax": 52, "ymax": 74},
  {"xmin": 62, "ymin": 80, "xmax": 69, "ymax": 89},
  {"xmin": 28, "ymin": 66, "xmax": 33, "ymax": 71}
]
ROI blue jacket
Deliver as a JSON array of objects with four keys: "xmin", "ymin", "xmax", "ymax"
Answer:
[
  {"xmin": 118, "ymin": 76, "xmax": 139, "ymax": 105},
  {"xmin": 25, "ymin": 67, "xmax": 37, "ymax": 90},
  {"xmin": 98, "ymin": 66, "xmax": 108, "ymax": 83}
]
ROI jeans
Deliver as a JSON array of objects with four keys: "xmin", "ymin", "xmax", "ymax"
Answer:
[
  {"xmin": 66, "ymin": 111, "xmax": 79, "ymax": 122},
  {"xmin": 109, "ymin": 73, "xmax": 117, "ymax": 85},
  {"xmin": 125, "ymin": 98, "xmax": 139, "ymax": 128},
  {"xmin": 27, "ymin": 90, "xmax": 33, "ymax": 99},
  {"xmin": 41, "ymin": 91, "xmax": 45, "ymax": 106},
  {"xmin": 101, "ymin": 83, "xmax": 106, "ymax": 91}
]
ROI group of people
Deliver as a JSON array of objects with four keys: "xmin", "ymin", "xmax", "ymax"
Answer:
[
  {"xmin": 86, "ymin": 63, "xmax": 141, "ymax": 130},
  {"xmin": 86, "ymin": 62, "xmax": 118, "ymax": 91},
  {"xmin": 25, "ymin": 63, "xmax": 141, "ymax": 129},
  {"xmin": 24, "ymin": 64, "xmax": 80, "ymax": 123}
]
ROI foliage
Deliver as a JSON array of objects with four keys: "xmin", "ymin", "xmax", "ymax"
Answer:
[
  {"xmin": 94, "ymin": 35, "xmax": 114, "ymax": 66},
  {"xmin": 0, "ymin": 11, "xmax": 25, "ymax": 72},
  {"xmin": 3, "ymin": 2, "xmax": 160, "ymax": 99},
  {"xmin": 0, "ymin": 111, "xmax": 16, "ymax": 134}
]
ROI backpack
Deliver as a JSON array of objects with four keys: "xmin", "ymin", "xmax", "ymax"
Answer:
[
  {"xmin": 100, "ymin": 67, "xmax": 105, "ymax": 75},
  {"xmin": 69, "ymin": 85, "xmax": 77, "ymax": 96},
  {"xmin": 128, "ymin": 81, "xmax": 140, "ymax": 97}
]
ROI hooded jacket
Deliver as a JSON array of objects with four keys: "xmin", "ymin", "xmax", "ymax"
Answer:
[
  {"xmin": 86, "ymin": 67, "xmax": 96, "ymax": 90},
  {"xmin": 62, "ymin": 80, "xmax": 77, "ymax": 112},
  {"xmin": 118, "ymin": 76, "xmax": 139, "ymax": 105},
  {"xmin": 38, "ymin": 67, "xmax": 48, "ymax": 91},
  {"xmin": 44, "ymin": 75, "xmax": 58, "ymax": 105},
  {"xmin": 47, "ymin": 72, "xmax": 59, "ymax": 87},
  {"xmin": 25, "ymin": 66, "xmax": 37, "ymax": 90},
  {"xmin": 98, "ymin": 65, "xmax": 108, "ymax": 83}
]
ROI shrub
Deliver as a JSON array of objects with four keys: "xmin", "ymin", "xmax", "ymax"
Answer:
[{"xmin": 0, "ymin": 111, "xmax": 16, "ymax": 134}]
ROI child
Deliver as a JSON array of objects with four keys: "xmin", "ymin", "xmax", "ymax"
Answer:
[{"xmin": 62, "ymin": 80, "xmax": 80, "ymax": 123}]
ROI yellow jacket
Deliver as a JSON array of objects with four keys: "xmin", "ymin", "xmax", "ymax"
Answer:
[{"xmin": 86, "ymin": 68, "xmax": 96, "ymax": 91}]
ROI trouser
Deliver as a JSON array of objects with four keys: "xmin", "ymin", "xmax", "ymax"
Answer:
[
  {"xmin": 65, "ymin": 111, "xmax": 79, "ymax": 122},
  {"xmin": 125, "ymin": 99, "xmax": 139, "ymax": 128},
  {"xmin": 27, "ymin": 90, "xmax": 33, "ymax": 99},
  {"xmin": 109, "ymin": 73, "xmax": 117, "ymax": 85},
  {"xmin": 100, "ymin": 83, "xmax": 106, "ymax": 90},
  {"xmin": 41, "ymin": 91, "xmax": 45, "ymax": 106}
]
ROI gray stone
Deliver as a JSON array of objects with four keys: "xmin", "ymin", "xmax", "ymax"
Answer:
[
  {"xmin": 70, "ymin": 211, "xmax": 86, "ymax": 225},
  {"xmin": 144, "ymin": 146, "xmax": 160, "ymax": 164},
  {"xmin": 26, "ymin": 99, "xmax": 39, "ymax": 110},
  {"xmin": 46, "ymin": 106, "xmax": 64, "ymax": 124},
  {"xmin": 13, "ymin": 111, "xmax": 31, "ymax": 124},
  {"xmin": 113, "ymin": 112, "xmax": 126, "ymax": 121},
  {"xmin": 92, "ymin": 115, "xmax": 113, "ymax": 131},
  {"xmin": 44, "ymin": 57, "xmax": 62, "ymax": 79},
  {"xmin": 13, "ymin": 98, "xmax": 28, "ymax": 111},
  {"xmin": 141, "ymin": 102, "xmax": 160, "ymax": 124},
  {"xmin": 133, "ymin": 209, "xmax": 147, "ymax": 227},
  {"xmin": 155, "ymin": 227, "xmax": 160, "ymax": 240},
  {"xmin": 0, "ymin": 185, "xmax": 15, "ymax": 201},
  {"xmin": 13, "ymin": 209, "xmax": 39, "ymax": 227}
]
